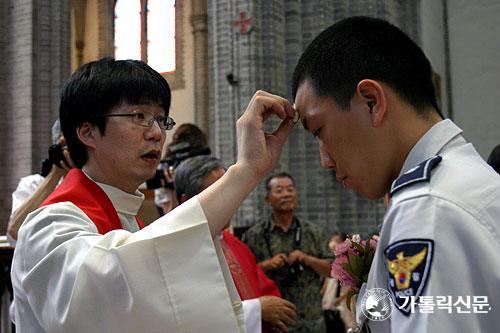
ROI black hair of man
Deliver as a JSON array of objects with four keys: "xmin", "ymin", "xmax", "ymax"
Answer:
[
  {"xmin": 60, "ymin": 57, "xmax": 172, "ymax": 169},
  {"xmin": 487, "ymin": 144, "xmax": 500, "ymax": 174},
  {"xmin": 174, "ymin": 156, "xmax": 225, "ymax": 203},
  {"xmin": 291, "ymin": 16, "xmax": 443, "ymax": 119},
  {"xmin": 264, "ymin": 172, "xmax": 296, "ymax": 195}
]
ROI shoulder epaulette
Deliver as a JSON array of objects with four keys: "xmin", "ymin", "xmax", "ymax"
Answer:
[{"xmin": 390, "ymin": 156, "xmax": 442, "ymax": 196}]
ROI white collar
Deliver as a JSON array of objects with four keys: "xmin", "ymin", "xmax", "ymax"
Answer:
[
  {"xmin": 82, "ymin": 171, "xmax": 144, "ymax": 216},
  {"xmin": 399, "ymin": 119, "xmax": 464, "ymax": 176}
]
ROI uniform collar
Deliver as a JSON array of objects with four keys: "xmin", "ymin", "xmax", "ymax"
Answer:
[
  {"xmin": 399, "ymin": 119, "xmax": 464, "ymax": 176},
  {"xmin": 83, "ymin": 171, "xmax": 145, "ymax": 216}
]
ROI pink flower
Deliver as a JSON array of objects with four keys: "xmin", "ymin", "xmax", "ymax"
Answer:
[
  {"xmin": 333, "ymin": 239, "xmax": 351, "ymax": 256},
  {"xmin": 335, "ymin": 254, "xmax": 349, "ymax": 265},
  {"xmin": 331, "ymin": 260, "xmax": 359, "ymax": 290},
  {"xmin": 360, "ymin": 238, "xmax": 378, "ymax": 251},
  {"xmin": 330, "ymin": 235, "xmax": 378, "ymax": 293},
  {"xmin": 347, "ymin": 247, "xmax": 358, "ymax": 256},
  {"xmin": 352, "ymin": 234, "xmax": 361, "ymax": 243}
]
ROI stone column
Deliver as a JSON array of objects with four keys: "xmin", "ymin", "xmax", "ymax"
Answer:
[
  {"xmin": 0, "ymin": 0, "xmax": 71, "ymax": 230},
  {"xmin": 72, "ymin": 0, "xmax": 87, "ymax": 68},
  {"xmin": 192, "ymin": 0, "xmax": 210, "ymax": 140}
]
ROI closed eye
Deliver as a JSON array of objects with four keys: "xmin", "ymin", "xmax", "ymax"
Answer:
[{"xmin": 313, "ymin": 129, "xmax": 321, "ymax": 137}]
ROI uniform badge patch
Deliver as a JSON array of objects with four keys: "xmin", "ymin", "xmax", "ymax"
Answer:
[{"xmin": 384, "ymin": 239, "xmax": 434, "ymax": 315}]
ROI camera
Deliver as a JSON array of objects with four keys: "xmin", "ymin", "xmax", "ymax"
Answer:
[
  {"xmin": 41, "ymin": 143, "xmax": 68, "ymax": 177},
  {"xmin": 274, "ymin": 263, "xmax": 305, "ymax": 282},
  {"xmin": 146, "ymin": 169, "xmax": 173, "ymax": 190},
  {"xmin": 145, "ymin": 142, "xmax": 211, "ymax": 190}
]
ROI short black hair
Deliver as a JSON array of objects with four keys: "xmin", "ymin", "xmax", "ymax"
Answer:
[
  {"xmin": 487, "ymin": 144, "xmax": 500, "ymax": 174},
  {"xmin": 60, "ymin": 57, "xmax": 171, "ymax": 168},
  {"xmin": 265, "ymin": 172, "xmax": 295, "ymax": 194},
  {"xmin": 292, "ymin": 16, "xmax": 442, "ymax": 118}
]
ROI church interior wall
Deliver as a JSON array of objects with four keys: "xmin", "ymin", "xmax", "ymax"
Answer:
[
  {"xmin": 447, "ymin": 0, "xmax": 500, "ymax": 159},
  {"xmin": 420, "ymin": 0, "xmax": 448, "ymax": 118},
  {"xmin": 0, "ymin": 0, "xmax": 71, "ymax": 233},
  {"xmin": 81, "ymin": 0, "xmax": 100, "ymax": 66},
  {"xmin": 169, "ymin": 0, "xmax": 196, "ymax": 133}
]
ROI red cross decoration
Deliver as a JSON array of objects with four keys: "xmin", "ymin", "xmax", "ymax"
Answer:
[{"xmin": 233, "ymin": 12, "xmax": 253, "ymax": 34}]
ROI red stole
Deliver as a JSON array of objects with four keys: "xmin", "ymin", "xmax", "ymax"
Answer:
[
  {"xmin": 220, "ymin": 230, "xmax": 281, "ymax": 300},
  {"xmin": 40, "ymin": 169, "xmax": 145, "ymax": 234}
]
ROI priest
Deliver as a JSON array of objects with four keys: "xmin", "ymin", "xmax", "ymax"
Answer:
[{"xmin": 11, "ymin": 58, "xmax": 297, "ymax": 332}]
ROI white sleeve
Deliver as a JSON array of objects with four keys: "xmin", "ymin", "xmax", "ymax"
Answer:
[
  {"xmin": 10, "ymin": 174, "xmax": 45, "ymax": 216},
  {"xmin": 12, "ymin": 197, "xmax": 244, "ymax": 333},
  {"xmin": 154, "ymin": 187, "xmax": 170, "ymax": 206},
  {"xmin": 242, "ymin": 298, "xmax": 262, "ymax": 333},
  {"xmin": 8, "ymin": 174, "xmax": 46, "ymax": 247}
]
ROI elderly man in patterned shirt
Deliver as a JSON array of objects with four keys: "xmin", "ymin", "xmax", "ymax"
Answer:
[{"xmin": 243, "ymin": 172, "xmax": 331, "ymax": 332}]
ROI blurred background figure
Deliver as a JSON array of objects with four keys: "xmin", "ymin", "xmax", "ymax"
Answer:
[
  {"xmin": 8, "ymin": 119, "xmax": 75, "ymax": 246},
  {"xmin": 151, "ymin": 123, "xmax": 210, "ymax": 216},
  {"xmin": 243, "ymin": 172, "xmax": 331, "ymax": 332}
]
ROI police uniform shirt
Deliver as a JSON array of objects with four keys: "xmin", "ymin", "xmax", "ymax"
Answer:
[{"xmin": 365, "ymin": 119, "xmax": 500, "ymax": 333}]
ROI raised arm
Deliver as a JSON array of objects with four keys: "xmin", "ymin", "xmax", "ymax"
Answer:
[{"xmin": 197, "ymin": 91, "xmax": 297, "ymax": 237}]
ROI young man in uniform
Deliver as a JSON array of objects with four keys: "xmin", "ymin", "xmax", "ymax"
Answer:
[{"xmin": 292, "ymin": 16, "xmax": 500, "ymax": 332}]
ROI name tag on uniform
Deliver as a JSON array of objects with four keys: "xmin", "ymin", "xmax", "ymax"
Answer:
[{"xmin": 384, "ymin": 239, "xmax": 434, "ymax": 315}]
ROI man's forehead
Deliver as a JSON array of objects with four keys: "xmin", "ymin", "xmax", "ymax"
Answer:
[
  {"xmin": 269, "ymin": 177, "xmax": 294, "ymax": 186},
  {"xmin": 294, "ymin": 81, "xmax": 315, "ymax": 131},
  {"xmin": 117, "ymin": 101, "xmax": 166, "ymax": 114}
]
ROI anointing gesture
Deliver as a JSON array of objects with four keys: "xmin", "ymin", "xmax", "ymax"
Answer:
[{"xmin": 198, "ymin": 90, "xmax": 297, "ymax": 237}]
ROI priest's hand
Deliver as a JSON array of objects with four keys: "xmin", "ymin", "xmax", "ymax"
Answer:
[
  {"xmin": 259, "ymin": 296, "xmax": 296, "ymax": 332},
  {"xmin": 197, "ymin": 91, "xmax": 297, "ymax": 238},
  {"xmin": 236, "ymin": 90, "xmax": 297, "ymax": 179}
]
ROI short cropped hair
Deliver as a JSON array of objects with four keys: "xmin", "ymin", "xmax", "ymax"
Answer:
[
  {"xmin": 174, "ymin": 156, "xmax": 225, "ymax": 203},
  {"xmin": 60, "ymin": 57, "xmax": 171, "ymax": 168},
  {"xmin": 292, "ymin": 16, "xmax": 442, "ymax": 118},
  {"xmin": 265, "ymin": 172, "xmax": 296, "ymax": 194},
  {"xmin": 487, "ymin": 144, "xmax": 500, "ymax": 174}
]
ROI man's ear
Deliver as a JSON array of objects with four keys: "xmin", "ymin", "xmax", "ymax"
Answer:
[
  {"xmin": 76, "ymin": 122, "xmax": 98, "ymax": 149},
  {"xmin": 357, "ymin": 79, "xmax": 387, "ymax": 127}
]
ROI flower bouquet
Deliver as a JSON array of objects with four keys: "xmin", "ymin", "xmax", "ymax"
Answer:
[{"xmin": 330, "ymin": 234, "xmax": 377, "ymax": 310}]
